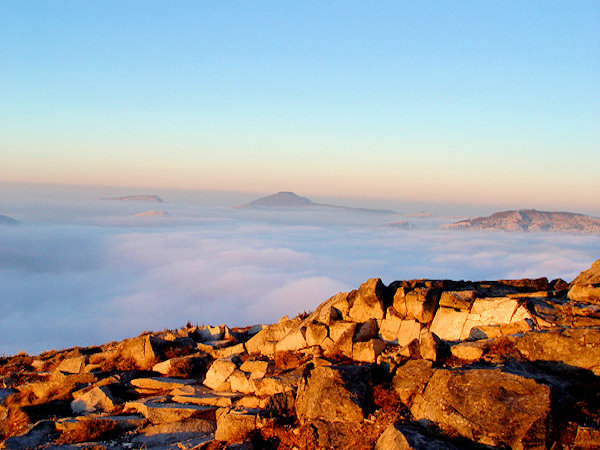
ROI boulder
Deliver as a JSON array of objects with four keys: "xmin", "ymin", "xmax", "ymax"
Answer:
[
  {"xmin": 327, "ymin": 321, "xmax": 357, "ymax": 358},
  {"xmin": 352, "ymin": 339, "xmax": 386, "ymax": 363},
  {"xmin": 410, "ymin": 368, "xmax": 551, "ymax": 448},
  {"xmin": 215, "ymin": 407, "xmax": 272, "ymax": 443},
  {"xmin": 70, "ymin": 385, "xmax": 116, "ymax": 414},
  {"xmin": 239, "ymin": 360, "xmax": 270, "ymax": 380},
  {"xmin": 295, "ymin": 365, "xmax": 371, "ymax": 424},
  {"xmin": 569, "ymin": 259, "xmax": 600, "ymax": 304},
  {"xmin": 130, "ymin": 418, "xmax": 214, "ymax": 448},
  {"xmin": 460, "ymin": 297, "xmax": 520, "ymax": 339},
  {"xmin": 418, "ymin": 329, "xmax": 441, "ymax": 361},
  {"xmin": 115, "ymin": 334, "xmax": 164, "ymax": 370},
  {"xmin": 450, "ymin": 342, "xmax": 484, "ymax": 361},
  {"xmin": 398, "ymin": 288, "xmax": 441, "ymax": 324},
  {"xmin": 56, "ymin": 355, "xmax": 87, "ymax": 374},
  {"xmin": 274, "ymin": 328, "xmax": 307, "ymax": 353},
  {"xmin": 245, "ymin": 317, "xmax": 301, "ymax": 357},
  {"xmin": 438, "ymin": 290, "xmax": 477, "ymax": 310},
  {"xmin": 125, "ymin": 398, "xmax": 216, "ymax": 424},
  {"xmin": 203, "ymin": 356, "xmax": 239, "ymax": 390},
  {"xmin": 516, "ymin": 328, "xmax": 600, "ymax": 375},
  {"xmin": 392, "ymin": 359, "xmax": 433, "ymax": 406},
  {"xmin": 429, "ymin": 307, "xmax": 469, "ymax": 341},
  {"xmin": 130, "ymin": 377, "xmax": 196, "ymax": 394},
  {"xmin": 305, "ymin": 322, "xmax": 328, "ymax": 347},
  {"xmin": 347, "ymin": 278, "xmax": 387, "ymax": 322}
]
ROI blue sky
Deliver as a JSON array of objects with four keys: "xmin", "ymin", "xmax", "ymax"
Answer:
[{"xmin": 1, "ymin": 1, "xmax": 598, "ymax": 211}]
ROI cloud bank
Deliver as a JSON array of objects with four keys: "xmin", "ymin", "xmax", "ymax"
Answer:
[{"xmin": 1, "ymin": 208, "xmax": 599, "ymax": 355}]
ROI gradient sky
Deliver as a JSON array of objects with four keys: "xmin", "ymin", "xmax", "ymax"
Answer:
[{"xmin": 1, "ymin": 1, "xmax": 599, "ymax": 211}]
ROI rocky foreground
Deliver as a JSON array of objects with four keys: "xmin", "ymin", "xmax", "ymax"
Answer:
[{"xmin": 2, "ymin": 262, "xmax": 600, "ymax": 449}]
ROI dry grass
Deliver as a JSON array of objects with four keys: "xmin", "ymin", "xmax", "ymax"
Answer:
[{"xmin": 55, "ymin": 418, "xmax": 117, "ymax": 444}]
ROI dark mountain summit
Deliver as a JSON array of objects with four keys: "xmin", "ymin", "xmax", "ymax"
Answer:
[
  {"xmin": 236, "ymin": 191, "xmax": 396, "ymax": 214},
  {"xmin": 443, "ymin": 209, "xmax": 600, "ymax": 233},
  {"xmin": 238, "ymin": 191, "xmax": 314, "ymax": 209},
  {"xmin": 0, "ymin": 214, "xmax": 19, "ymax": 225}
]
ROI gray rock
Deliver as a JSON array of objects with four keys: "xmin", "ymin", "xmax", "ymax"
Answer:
[
  {"xmin": 295, "ymin": 365, "xmax": 371, "ymax": 424},
  {"xmin": 410, "ymin": 368, "xmax": 550, "ymax": 448}
]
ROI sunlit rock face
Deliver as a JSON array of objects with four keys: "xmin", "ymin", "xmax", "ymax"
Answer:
[
  {"xmin": 444, "ymin": 209, "xmax": 600, "ymax": 233},
  {"xmin": 1, "ymin": 260, "xmax": 600, "ymax": 448}
]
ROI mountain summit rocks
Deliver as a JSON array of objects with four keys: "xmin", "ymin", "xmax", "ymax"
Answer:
[{"xmin": 2, "ymin": 259, "xmax": 600, "ymax": 448}]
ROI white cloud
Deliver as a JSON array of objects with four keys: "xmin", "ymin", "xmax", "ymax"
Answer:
[{"xmin": 1, "ymin": 208, "xmax": 599, "ymax": 355}]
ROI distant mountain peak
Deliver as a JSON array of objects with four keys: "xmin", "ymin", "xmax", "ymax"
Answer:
[
  {"xmin": 236, "ymin": 191, "xmax": 315, "ymax": 209},
  {"xmin": 235, "ymin": 191, "xmax": 396, "ymax": 215},
  {"xmin": 0, "ymin": 214, "xmax": 19, "ymax": 225},
  {"xmin": 443, "ymin": 209, "xmax": 600, "ymax": 233}
]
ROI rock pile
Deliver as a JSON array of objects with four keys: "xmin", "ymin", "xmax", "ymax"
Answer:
[{"xmin": 2, "ymin": 259, "xmax": 600, "ymax": 448}]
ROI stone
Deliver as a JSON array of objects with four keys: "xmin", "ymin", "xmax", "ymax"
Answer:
[
  {"xmin": 352, "ymin": 339, "xmax": 386, "ymax": 363},
  {"xmin": 569, "ymin": 259, "xmax": 600, "ymax": 304},
  {"xmin": 203, "ymin": 357, "xmax": 239, "ymax": 390},
  {"xmin": 295, "ymin": 365, "xmax": 371, "ymax": 424},
  {"xmin": 402, "ymin": 288, "xmax": 441, "ymax": 323},
  {"xmin": 438, "ymin": 290, "xmax": 477, "ymax": 310},
  {"xmin": 392, "ymin": 359, "xmax": 433, "ymax": 406},
  {"xmin": 245, "ymin": 318, "xmax": 301, "ymax": 357},
  {"xmin": 56, "ymin": 355, "xmax": 87, "ymax": 374},
  {"xmin": 130, "ymin": 418, "xmax": 214, "ymax": 448},
  {"xmin": 302, "ymin": 292, "xmax": 349, "ymax": 325},
  {"xmin": 375, "ymin": 423, "xmax": 461, "ymax": 450},
  {"xmin": 410, "ymin": 368, "xmax": 551, "ymax": 448},
  {"xmin": 213, "ymin": 343, "xmax": 246, "ymax": 359},
  {"xmin": 171, "ymin": 385, "xmax": 242, "ymax": 407},
  {"xmin": 274, "ymin": 328, "xmax": 307, "ymax": 353},
  {"xmin": 418, "ymin": 329, "xmax": 440, "ymax": 361},
  {"xmin": 348, "ymin": 278, "xmax": 387, "ymax": 322},
  {"xmin": 380, "ymin": 311, "xmax": 403, "ymax": 342},
  {"xmin": 116, "ymin": 334, "xmax": 164, "ymax": 370},
  {"xmin": 327, "ymin": 321, "xmax": 357, "ymax": 358},
  {"xmin": 131, "ymin": 377, "xmax": 196, "ymax": 393},
  {"xmin": 228, "ymin": 369, "xmax": 255, "ymax": 395},
  {"xmin": 239, "ymin": 359, "xmax": 270, "ymax": 379},
  {"xmin": 460, "ymin": 297, "xmax": 520, "ymax": 339},
  {"xmin": 215, "ymin": 407, "xmax": 272, "ymax": 443},
  {"xmin": 429, "ymin": 307, "xmax": 469, "ymax": 341},
  {"xmin": 192, "ymin": 325, "xmax": 224, "ymax": 342},
  {"xmin": 70, "ymin": 385, "xmax": 116, "ymax": 414},
  {"xmin": 450, "ymin": 342, "xmax": 484, "ymax": 361},
  {"xmin": 396, "ymin": 319, "xmax": 421, "ymax": 347},
  {"xmin": 516, "ymin": 328, "xmax": 600, "ymax": 375},
  {"xmin": 125, "ymin": 398, "xmax": 216, "ymax": 424},
  {"xmin": 305, "ymin": 322, "xmax": 328, "ymax": 347}
]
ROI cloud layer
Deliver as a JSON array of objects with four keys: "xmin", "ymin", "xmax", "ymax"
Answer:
[{"xmin": 1, "ymin": 208, "xmax": 599, "ymax": 355}]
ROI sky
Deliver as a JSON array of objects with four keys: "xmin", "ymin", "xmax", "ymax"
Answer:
[{"xmin": 1, "ymin": 1, "xmax": 599, "ymax": 213}]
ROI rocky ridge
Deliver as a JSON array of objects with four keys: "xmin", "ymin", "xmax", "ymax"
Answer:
[
  {"xmin": 2, "ymin": 260, "xmax": 600, "ymax": 448},
  {"xmin": 444, "ymin": 209, "xmax": 600, "ymax": 233}
]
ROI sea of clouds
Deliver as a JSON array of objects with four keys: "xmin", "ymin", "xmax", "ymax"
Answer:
[{"xmin": 1, "ymin": 193, "xmax": 599, "ymax": 355}]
